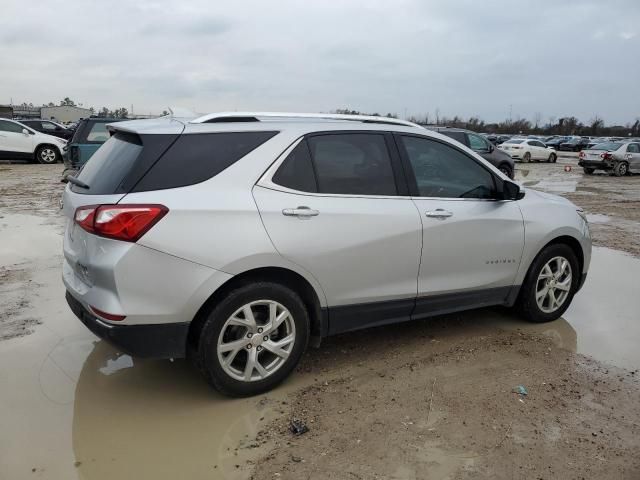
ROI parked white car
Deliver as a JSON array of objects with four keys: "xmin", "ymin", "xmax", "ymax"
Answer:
[
  {"xmin": 0, "ymin": 118, "xmax": 67, "ymax": 164},
  {"xmin": 499, "ymin": 139, "xmax": 557, "ymax": 163}
]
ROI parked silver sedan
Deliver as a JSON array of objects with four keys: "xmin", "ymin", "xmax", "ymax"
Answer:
[{"xmin": 579, "ymin": 141, "xmax": 640, "ymax": 176}]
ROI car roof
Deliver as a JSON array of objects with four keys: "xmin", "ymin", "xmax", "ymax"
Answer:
[{"xmin": 109, "ymin": 112, "xmax": 429, "ymax": 136}]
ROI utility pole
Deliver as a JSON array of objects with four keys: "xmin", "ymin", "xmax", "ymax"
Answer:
[{"xmin": 509, "ymin": 104, "xmax": 513, "ymax": 122}]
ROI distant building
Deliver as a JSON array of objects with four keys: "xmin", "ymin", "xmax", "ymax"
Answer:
[
  {"xmin": 40, "ymin": 105, "xmax": 92, "ymax": 123},
  {"xmin": 10, "ymin": 105, "xmax": 41, "ymax": 119},
  {"xmin": 0, "ymin": 105, "xmax": 13, "ymax": 119}
]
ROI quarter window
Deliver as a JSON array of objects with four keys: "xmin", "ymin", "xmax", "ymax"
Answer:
[
  {"xmin": 306, "ymin": 134, "xmax": 397, "ymax": 195},
  {"xmin": 400, "ymin": 136, "xmax": 496, "ymax": 199},
  {"xmin": 627, "ymin": 143, "xmax": 639, "ymax": 153},
  {"xmin": 272, "ymin": 141, "xmax": 318, "ymax": 192}
]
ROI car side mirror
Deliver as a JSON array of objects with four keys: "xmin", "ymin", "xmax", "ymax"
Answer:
[
  {"xmin": 22, "ymin": 128, "xmax": 30, "ymax": 136},
  {"xmin": 488, "ymin": 143, "xmax": 494, "ymax": 153},
  {"xmin": 499, "ymin": 180, "xmax": 525, "ymax": 201}
]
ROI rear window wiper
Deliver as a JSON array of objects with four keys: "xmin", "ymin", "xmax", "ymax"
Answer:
[{"xmin": 66, "ymin": 175, "xmax": 90, "ymax": 189}]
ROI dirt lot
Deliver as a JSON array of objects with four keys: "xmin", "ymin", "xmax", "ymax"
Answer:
[{"xmin": 1, "ymin": 161, "xmax": 639, "ymax": 480}]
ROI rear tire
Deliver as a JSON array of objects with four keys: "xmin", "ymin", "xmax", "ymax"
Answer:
[
  {"xmin": 35, "ymin": 145, "xmax": 60, "ymax": 164},
  {"xmin": 583, "ymin": 167, "xmax": 595, "ymax": 175},
  {"xmin": 515, "ymin": 244, "xmax": 579, "ymax": 323},
  {"xmin": 197, "ymin": 282, "xmax": 309, "ymax": 397},
  {"xmin": 523, "ymin": 152, "xmax": 531, "ymax": 163},
  {"xmin": 613, "ymin": 161, "xmax": 628, "ymax": 177}
]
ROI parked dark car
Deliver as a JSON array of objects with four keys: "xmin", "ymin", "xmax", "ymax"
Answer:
[
  {"xmin": 427, "ymin": 127, "xmax": 515, "ymax": 178},
  {"xmin": 544, "ymin": 136, "xmax": 569, "ymax": 150},
  {"xmin": 559, "ymin": 137, "xmax": 590, "ymax": 152},
  {"xmin": 19, "ymin": 119, "xmax": 74, "ymax": 140},
  {"xmin": 62, "ymin": 117, "xmax": 124, "ymax": 176}
]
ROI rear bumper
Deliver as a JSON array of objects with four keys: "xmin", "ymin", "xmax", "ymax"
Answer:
[
  {"xmin": 66, "ymin": 291, "xmax": 189, "ymax": 359},
  {"xmin": 579, "ymin": 160, "xmax": 613, "ymax": 170}
]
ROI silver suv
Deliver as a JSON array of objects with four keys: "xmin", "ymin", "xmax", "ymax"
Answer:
[{"xmin": 62, "ymin": 112, "xmax": 591, "ymax": 397}]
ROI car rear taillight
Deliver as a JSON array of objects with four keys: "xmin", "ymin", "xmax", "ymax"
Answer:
[
  {"xmin": 601, "ymin": 152, "xmax": 612, "ymax": 160},
  {"xmin": 74, "ymin": 204, "xmax": 168, "ymax": 242},
  {"xmin": 579, "ymin": 151, "xmax": 585, "ymax": 159},
  {"xmin": 90, "ymin": 306, "xmax": 126, "ymax": 322}
]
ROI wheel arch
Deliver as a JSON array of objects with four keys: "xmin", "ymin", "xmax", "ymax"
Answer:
[
  {"xmin": 509, "ymin": 234, "xmax": 586, "ymax": 306},
  {"xmin": 187, "ymin": 266, "xmax": 327, "ymax": 354},
  {"xmin": 35, "ymin": 142, "xmax": 62, "ymax": 157}
]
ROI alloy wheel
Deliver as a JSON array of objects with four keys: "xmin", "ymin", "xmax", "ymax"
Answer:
[
  {"xmin": 40, "ymin": 148, "xmax": 56, "ymax": 163},
  {"xmin": 535, "ymin": 256, "xmax": 572, "ymax": 314},
  {"xmin": 217, "ymin": 300, "xmax": 296, "ymax": 382}
]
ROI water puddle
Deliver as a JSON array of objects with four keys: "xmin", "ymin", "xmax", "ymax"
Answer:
[
  {"xmin": 491, "ymin": 247, "xmax": 640, "ymax": 370},
  {"xmin": 585, "ymin": 214, "xmax": 610, "ymax": 224}
]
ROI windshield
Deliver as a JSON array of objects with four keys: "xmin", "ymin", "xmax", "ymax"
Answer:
[
  {"xmin": 590, "ymin": 142, "xmax": 622, "ymax": 151},
  {"xmin": 504, "ymin": 139, "xmax": 524, "ymax": 144}
]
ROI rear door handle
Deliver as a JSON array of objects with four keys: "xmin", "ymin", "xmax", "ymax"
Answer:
[
  {"xmin": 282, "ymin": 206, "xmax": 319, "ymax": 218},
  {"xmin": 425, "ymin": 209, "xmax": 453, "ymax": 219}
]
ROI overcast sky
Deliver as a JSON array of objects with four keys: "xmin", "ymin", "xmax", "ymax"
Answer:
[{"xmin": 1, "ymin": 0, "xmax": 638, "ymax": 124}]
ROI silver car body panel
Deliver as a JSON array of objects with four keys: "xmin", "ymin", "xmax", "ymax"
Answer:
[{"xmin": 61, "ymin": 117, "xmax": 591, "ymax": 331}]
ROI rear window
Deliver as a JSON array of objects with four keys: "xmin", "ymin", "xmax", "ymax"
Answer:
[
  {"xmin": 132, "ymin": 131, "xmax": 278, "ymax": 192},
  {"xmin": 72, "ymin": 133, "xmax": 143, "ymax": 194},
  {"xmin": 504, "ymin": 139, "xmax": 524, "ymax": 144},
  {"xmin": 591, "ymin": 142, "xmax": 622, "ymax": 151}
]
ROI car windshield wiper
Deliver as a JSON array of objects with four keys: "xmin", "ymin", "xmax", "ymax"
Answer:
[{"xmin": 66, "ymin": 175, "xmax": 90, "ymax": 189}]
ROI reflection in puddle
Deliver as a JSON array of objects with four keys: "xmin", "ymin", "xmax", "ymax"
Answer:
[
  {"xmin": 98, "ymin": 354, "xmax": 134, "ymax": 375},
  {"xmin": 562, "ymin": 247, "xmax": 640, "ymax": 370},
  {"xmin": 71, "ymin": 341, "xmax": 297, "ymax": 480},
  {"xmin": 533, "ymin": 178, "xmax": 578, "ymax": 193}
]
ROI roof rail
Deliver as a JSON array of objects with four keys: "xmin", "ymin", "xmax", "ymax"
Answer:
[{"xmin": 190, "ymin": 112, "xmax": 423, "ymax": 129}]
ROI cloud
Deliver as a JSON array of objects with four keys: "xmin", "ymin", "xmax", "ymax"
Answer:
[{"xmin": 0, "ymin": 0, "xmax": 639, "ymax": 123}]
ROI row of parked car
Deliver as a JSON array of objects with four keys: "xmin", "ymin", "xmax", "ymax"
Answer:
[
  {"xmin": 0, "ymin": 116, "xmax": 117, "ymax": 166},
  {"xmin": 483, "ymin": 133, "xmax": 638, "ymax": 152}
]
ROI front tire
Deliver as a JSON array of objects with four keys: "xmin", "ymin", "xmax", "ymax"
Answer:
[
  {"xmin": 197, "ymin": 282, "xmax": 309, "ymax": 397},
  {"xmin": 498, "ymin": 164, "xmax": 513, "ymax": 179},
  {"xmin": 613, "ymin": 161, "xmax": 628, "ymax": 177},
  {"xmin": 548, "ymin": 153, "xmax": 557, "ymax": 163},
  {"xmin": 515, "ymin": 244, "xmax": 579, "ymax": 323},
  {"xmin": 35, "ymin": 145, "xmax": 60, "ymax": 164}
]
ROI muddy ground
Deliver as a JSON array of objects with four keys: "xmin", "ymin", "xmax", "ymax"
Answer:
[{"xmin": 1, "ymin": 160, "xmax": 639, "ymax": 480}]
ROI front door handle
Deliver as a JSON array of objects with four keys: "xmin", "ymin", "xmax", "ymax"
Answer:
[
  {"xmin": 425, "ymin": 209, "xmax": 453, "ymax": 219},
  {"xmin": 282, "ymin": 206, "xmax": 319, "ymax": 218}
]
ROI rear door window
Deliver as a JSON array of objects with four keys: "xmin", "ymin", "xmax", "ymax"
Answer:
[
  {"xmin": 441, "ymin": 131, "xmax": 466, "ymax": 144},
  {"xmin": 306, "ymin": 134, "xmax": 397, "ymax": 196}
]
